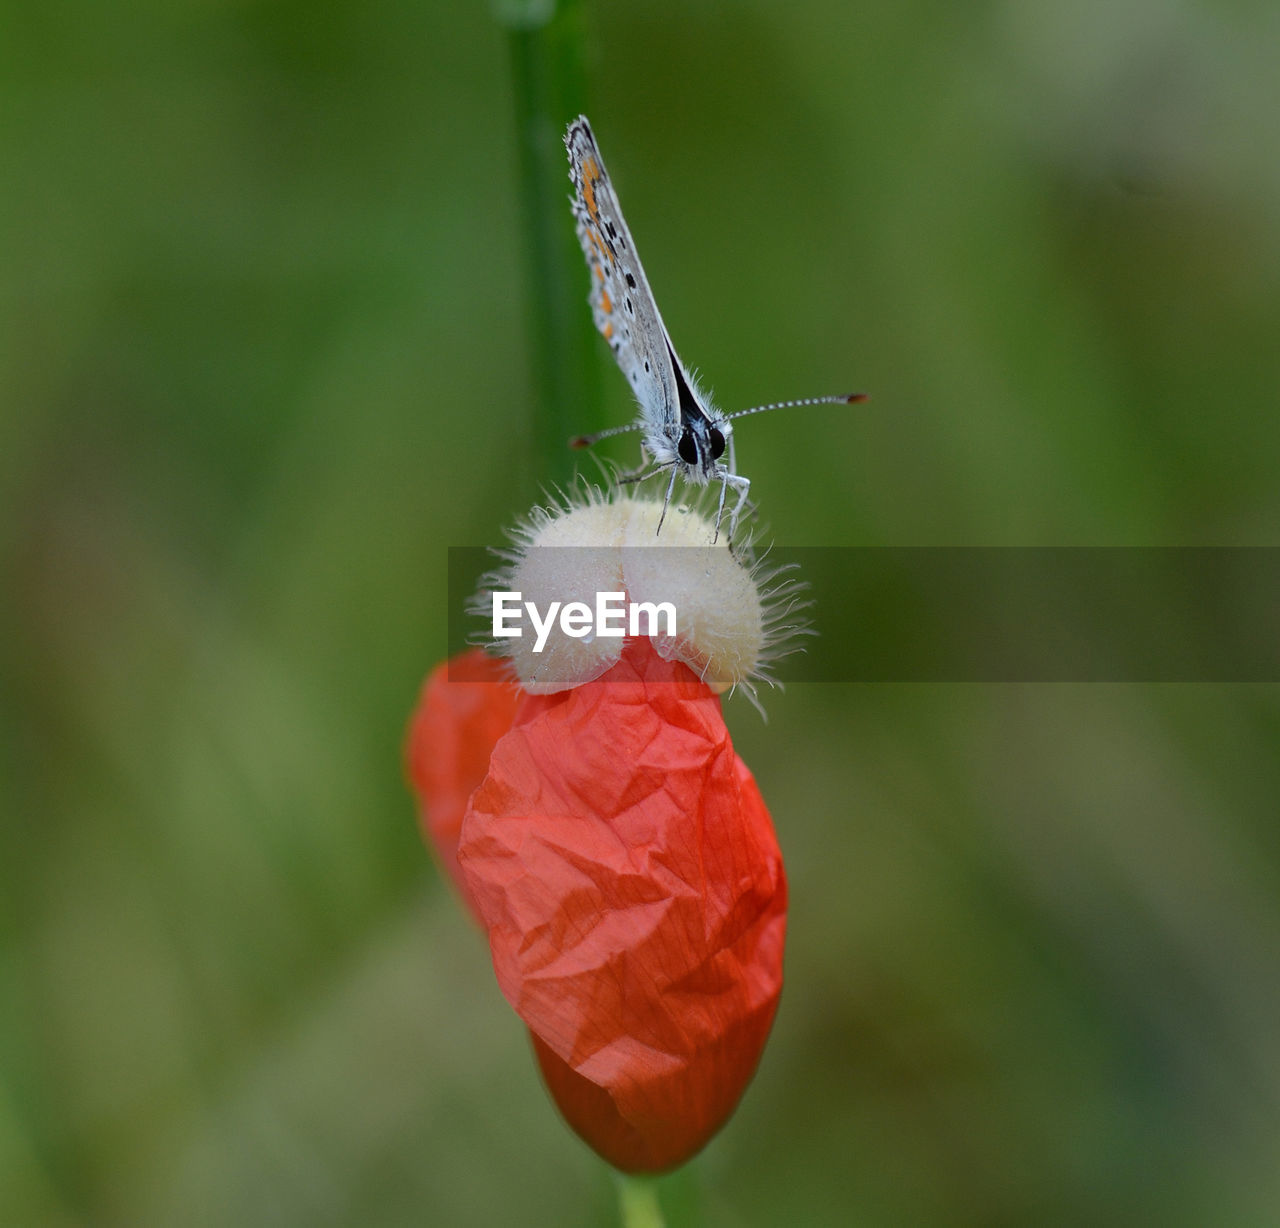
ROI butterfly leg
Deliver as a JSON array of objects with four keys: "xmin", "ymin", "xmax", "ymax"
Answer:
[
  {"xmin": 718, "ymin": 432, "xmax": 753, "ymax": 546},
  {"xmin": 616, "ymin": 444, "xmax": 655, "ymax": 486},
  {"xmin": 618, "ymin": 463, "xmax": 668, "ymax": 487},
  {"xmin": 713, "ymin": 471, "xmax": 752, "ymax": 545},
  {"xmin": 618, "ymin": 449, "xmax": 678, "ymax": 494},
  {"xmin": 655, "ymin": 465, "xmax": 680, "ymax": 535}
]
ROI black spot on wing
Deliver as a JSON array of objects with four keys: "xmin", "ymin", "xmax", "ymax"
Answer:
[{"xmin": 668, "ymin": 345, "xmax": 709, "ymax": 426}]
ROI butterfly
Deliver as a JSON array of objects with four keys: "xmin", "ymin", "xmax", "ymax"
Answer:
[{"xmin": 565, "ymin": 115, "xmax": 864, "ymax": 541}]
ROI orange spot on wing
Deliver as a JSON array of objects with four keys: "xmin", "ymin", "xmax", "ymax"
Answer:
[
  {"xmin": 582, "ymin": 159, "xmax": 600, "ymax": 220},
  {"xmin": 603, "ymin": 322, "xmax": 614, "ymax": 340},
  {"xmin": 585, "ymin": 226, "xmax": 616, "ymax": 268},
  {"xmin": 600, "ymin": 291, "xmax": 613, "ymax": 314},
  {"xmin": 593, "ymin": 263, "xmax": 604, "ymax": 282}
]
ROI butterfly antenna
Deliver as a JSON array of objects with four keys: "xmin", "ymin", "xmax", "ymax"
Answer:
[
  {"xmin": 727, "ymin": 392, "xmax": 868, "ymax": 422},
  {"xmin": 570, "ymin": 420, "xmax": 647, "ymax": 449}
]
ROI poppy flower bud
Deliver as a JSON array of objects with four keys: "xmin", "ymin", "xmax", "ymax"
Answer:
[
  {"xmin": 489, "ymin": 491, "xmax": 784, "ymax": 700},
  {"xmin": 405, "ymin": 649, "xmax": 522, "ymax": 920},
  {"xmin": 408, "ymin": 492, "xmax": 793, "ymax": 1172}
]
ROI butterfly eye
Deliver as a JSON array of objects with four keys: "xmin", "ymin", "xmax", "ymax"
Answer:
[
  {"xmin": 677, "ymin": 429, "xmax": 699, "ymax": 466},
  {"xmin": 708, "ymin": 427, "xmax": 726, "ymax": 459}
]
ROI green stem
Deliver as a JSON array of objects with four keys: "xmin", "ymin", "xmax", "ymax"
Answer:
[
  {"xmin": 498, "ymin": 0, "xmax": 603, "ymax": 491},
  {"xmin": 616, "ymin": 1173, "xmax": 666, "ymax": 1228}
]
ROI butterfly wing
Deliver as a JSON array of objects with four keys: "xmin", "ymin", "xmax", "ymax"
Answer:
[{"xmin": 566, "ymin": 116, "xmax": 682, "ymax": 439}]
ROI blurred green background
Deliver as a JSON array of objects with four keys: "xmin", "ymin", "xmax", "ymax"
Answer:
[{"xmin": 4, "ymin": 1, "xmax": 1280, "ymax": 1224}]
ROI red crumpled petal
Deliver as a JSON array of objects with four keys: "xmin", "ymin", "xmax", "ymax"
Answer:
[
  {"xmin": 459, "ymin": 637, "xmax": 787, "ymax": 1172},
  {"xmin": 405, "ymin": 648, "xmax": 523, "ymax": 919}
]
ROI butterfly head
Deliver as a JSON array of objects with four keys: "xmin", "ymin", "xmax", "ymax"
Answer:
[{"xmin": 671, "ymin": 414, "xmax": 730, "ymax": 483}]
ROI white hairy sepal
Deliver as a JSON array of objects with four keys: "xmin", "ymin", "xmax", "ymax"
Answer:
[{"xmin": 476, "ymin": 490, "xmax": 807, "ymax": 708}]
